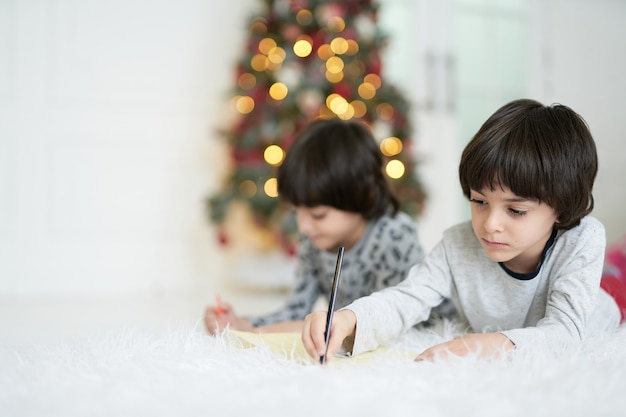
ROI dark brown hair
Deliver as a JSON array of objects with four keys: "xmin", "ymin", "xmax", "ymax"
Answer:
[
  {"xmin": 459, "ymin": 98, "xmax": 598, "ymax": 230},
  {"xmin": 277, "ymin": 118, "xmax": 399, "ymax": 219}
]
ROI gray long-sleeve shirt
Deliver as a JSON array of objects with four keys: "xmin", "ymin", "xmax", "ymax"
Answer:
[
  {"xmin": 346, "ymin": 216, "xmax": 620, "ymax": 355},
  {"xmin": 249, "ymin": 212, "xmax": 425, "ymax": 326}
]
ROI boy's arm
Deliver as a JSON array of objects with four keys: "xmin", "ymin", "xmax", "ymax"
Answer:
[
  {"xmin": 415, "ymin": 333, "xmax": 514, "ymax": 361},
  {"xmin": 346, "ymin": 240, "xmax": 453, "ymax": 356}
]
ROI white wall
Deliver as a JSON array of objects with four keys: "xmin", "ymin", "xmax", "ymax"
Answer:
[
  {"xmin": 530, "ymin": 0, "xmax": 626, "ymax": 245},
  {"xmin": 0, "ymin": 0, "xmax": 256, "ymax": 296}
]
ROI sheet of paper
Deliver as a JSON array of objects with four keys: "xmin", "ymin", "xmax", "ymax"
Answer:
[{"xmin": 227, "ymin": 330, "xmax": 418, "ymax": 366}]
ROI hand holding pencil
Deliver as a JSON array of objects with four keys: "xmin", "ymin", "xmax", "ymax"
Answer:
[
  {"xmin": 301, "ymin": 309, "xmax": 357, "ymax": 363},
  {"xmin": 301, "ymin": 247, "xmax": 355, "ymax": 364}
]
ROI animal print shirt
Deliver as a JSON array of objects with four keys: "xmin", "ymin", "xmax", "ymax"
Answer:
[{"xmin": 248, "ymin": 211, "xmax": 425, "ymax": 326}]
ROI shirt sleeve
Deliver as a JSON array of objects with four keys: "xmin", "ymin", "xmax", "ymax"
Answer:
[{"xmin": 344, "ymin": 240, "xmax": 453, "ymax": 355}]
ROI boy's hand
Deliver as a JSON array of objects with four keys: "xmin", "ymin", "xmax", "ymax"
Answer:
[
  {"xmin": 415, "ymin": 332, "xmax": 514, "ymax": 361},
  {"xmin": 301, "ymin": 309, "xmax": 357, "ymax": 363}
]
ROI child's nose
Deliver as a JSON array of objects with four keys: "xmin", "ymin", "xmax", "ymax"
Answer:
[{"xmin": 483, "ymin": 210, "xmax": 503, "ymax": 233}]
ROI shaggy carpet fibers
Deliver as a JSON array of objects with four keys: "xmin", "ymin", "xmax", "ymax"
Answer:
[{"xmin": 2, "ymin": 319, "xmax": 626, "ymax": 417}]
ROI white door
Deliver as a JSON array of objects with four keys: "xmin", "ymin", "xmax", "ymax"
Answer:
[{"xmin": 380, "ymin": 0, "xmax": 531, "ymax": 250}]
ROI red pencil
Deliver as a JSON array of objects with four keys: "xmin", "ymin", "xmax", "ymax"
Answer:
[{"xmin": 215, "ymin": 294, "xmax": 226, "ymax": 316}]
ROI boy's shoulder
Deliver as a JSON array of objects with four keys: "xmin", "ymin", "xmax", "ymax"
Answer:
[
  {"xmin": 556, "ymin": 215, "xmax": 605, "ymax": 242},
  {"xmin": 577, "ymin": 215, "xmax": 604, "ymax": 231},
  {"xmin": 371, "ymin": 211, "xmax": 419, "ymax": 242},
  {"xmin": 442, "ymin": 220, "xmax": 474, "ymax": 240},
  {"xmin": 376, "ymin": 211, "xmax": 417, "ymax": 230}
]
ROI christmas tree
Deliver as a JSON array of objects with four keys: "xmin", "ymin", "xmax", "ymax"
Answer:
[{"xmin": 208, "ymin": 0, "xmax": 425, "ymax": 255}]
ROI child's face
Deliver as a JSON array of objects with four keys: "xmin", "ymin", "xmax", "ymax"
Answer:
[
  {"xmin": 469, "ymin": 186, "xmax": 558, "ymax": 274},
  {"xmin": 293, "ymin": 205, "xmax": 367, "ymax": 251}
]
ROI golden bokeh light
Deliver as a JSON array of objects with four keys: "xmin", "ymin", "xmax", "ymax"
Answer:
[
  {"xmin": 233, "ymin": 95, "xmax": 255, "ymax": 114},
  {"xmin": 296, "ymin": 9, "xmax": 313, "ymax": 25},
  {"xmin": 264, "ymin": 178, "xmax": 279, "ymax": 197},
  {"xmin": 376, "ymin": 103, "xmax": 395, "ymax": 120},
  {"xmin": 249, "ymin": 18, "xmax": 267, "ymax": 35},
  {"xmin": 269, "ymin": 82, "xmax": 288, "ymax": 100},
  {"xmin": 364, "ymin": 73, "xmax": 382, "ymax": 89},
  {"xmin": 264, "ymin": 144, "xmax": 285, "ymax": 166},
  {"xmin": 258, "ymin": 37, "xmax": 277, "ymax": 55},
  {"xmin": 266, "ymin": 60, "xmax": 281, "ymax": 71},
  {"xmin": 380, "ymin": 137, "xmax": 403, "ymax": 156},
  {"xmin": 238, "ymin": 73, "xmax": 256, "ymax": 90},
  {"xmin": 267, "ymin": 46, "xmax": 286, "ymax": 64},
  {"xmin": 293, "ymin": 38, "xmax": 313, "ymax": 57},
  {"xmin": 317, "ymin": 44, "xmax": 334, "ymax": 60},
  {"xmin": 345, "ymin": 39, "xmax": 359, "ymax": 55},
  {"xmin": 251, "ymin": 54, "xmax": 268, "ymax": 72},
  {"xmin": 351, "ymin": 100, "xmax": 367, "ymax": 118},
  {"xmin": 358, "ymin": 82, "xmax": 376, "ymax": 100},
  {"xmin": 325, "ymin": 93, "xmax": 340, "ymax": 108},
  {"xmin": 326, "ymin": 56, "xmax": 344, "ymax": 73},
  {"xmin": 239, "ymin": 180, "xmax": 257, "ymax": 198},
  {"xmin": 327, "ymin": 16, "xmax": 346, "ymax": 32},
  {"xmin": 385, "ymin": 159, "xmax": 405, "ymax": 179},
  {"xmin": 336, "ymin": 104, "xmax": 355, "ymax": 120},
  {"xmin": 325, "ymin": 70, "xmax": 344, "ymax": 83},
  {"xmin": 318, "ymin": 106, "xmax": 335, "ymax": 118},
  {"xmin": 328, "ymin": 94, "xmax": 349, "ymax": 115},
  {"xmin": 330, "ymin": 37, "xmax": 349, "ymax": 55}
]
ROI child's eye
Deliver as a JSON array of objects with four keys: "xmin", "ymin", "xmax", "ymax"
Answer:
[
  {"xmin": 469, "ymin": 198, "xmax": 486, "ymax": 206},
  {"xmin": 308, "ymin": 209, "xmax": 327, "ymax": 220},
  {"xmin": 509, "ymin": 208, "xmax": 527, "ymax": 216}
]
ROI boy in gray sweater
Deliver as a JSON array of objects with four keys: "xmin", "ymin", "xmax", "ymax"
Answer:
[
  {"xmin": 205, "ymin": 119, "xmax": 429, "ymax": 334},
  {"xmin": 302, "ymin": 99, "xmax": 624, "ymax": 362}
]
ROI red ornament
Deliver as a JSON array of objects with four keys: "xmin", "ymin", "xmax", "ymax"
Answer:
[
  {"xmin": 290, "ymin": 0, "xmax": 308, "ymax": 11},
  {"xmin": 310, "ymin": 30, "xmax": 326, "ymax": 53},
  {"xmin": 366, "ymin": 51, "xmax": 382, "ymax": 75},
  {"xmin": 285, "ymin": 243, "xmax": 297, "ymax": 258},
  {"xmin": 217, "ymin": 229, "xmax": 229, "ymax": 246},
  {"xmin": 231, "ymin": 148, "xmax": 265, "ymax": 165},
  {"xmin": 243, "ymin": 84, "xmax": 265, "ymax": 103},
  {"xmin": 235, "ymin": 64, "xmax": 245, "ymax": 81},
  {"xmin": 344, "ymin": 0, "xmax": 369, "ymax": 14},
  {"xmin": 279, "ymin": 233, "xmax": 298, "ymax": 258},
  {"xmin": 342, "ymin": 28, "xmax": 358, "ymax": 41},
  {"xmin": 332, "ymin": 82, "xmax": 353, "ymax": 100}
]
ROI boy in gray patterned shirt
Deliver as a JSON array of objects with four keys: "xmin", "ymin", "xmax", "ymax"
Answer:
[
  {"xmin": 205, "ymin": 118, "xmax": 430, "ymax": 334},
  {"xmin": 302, "ymin": 99, "xmax": 624, "ymax": 362}
]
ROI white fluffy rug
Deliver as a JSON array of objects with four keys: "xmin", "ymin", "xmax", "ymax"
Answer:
[{"xmin": 2, "ymin": 319, "xmax": 626, "ymax": 417}]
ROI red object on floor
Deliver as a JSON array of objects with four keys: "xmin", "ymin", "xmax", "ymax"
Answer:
[{"xmin": 601, "ymin": 235, "xmax": 626, "ymax": 323}]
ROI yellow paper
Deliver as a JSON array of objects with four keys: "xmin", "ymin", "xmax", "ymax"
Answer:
[{"xmin": 228, "ymin": 330, "xmax": 417, "ymax": 366}]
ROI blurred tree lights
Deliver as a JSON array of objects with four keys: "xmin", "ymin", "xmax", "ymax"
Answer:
[{"xmin": 208, "ymin": 0, "xmax": 426, "ymax": 255}]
